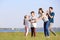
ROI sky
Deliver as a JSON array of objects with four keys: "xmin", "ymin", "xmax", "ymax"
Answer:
[{"xmin": 0, "ymin": 0, "xmax": 60, "ymax": 28}]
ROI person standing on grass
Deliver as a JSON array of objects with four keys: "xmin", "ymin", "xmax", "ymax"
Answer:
[
  {"xmin": 30, "ymin": 11, "xmax": 37, "ymax": 37},
  {"xmin": 23, "ymin": 15, "xmax": 30, "ymax": 37},
  {"xmin": 47, "ymin": 7, "xmax": 56, "ymax": 36},
  {"xmin": 38, "ymin": 8, "xmax": 50, "ymax": 37}
]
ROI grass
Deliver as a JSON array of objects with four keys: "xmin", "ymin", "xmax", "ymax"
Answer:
[{"xmin": 0, "ymin": 32, "xmax": 60, "ymax": 40}]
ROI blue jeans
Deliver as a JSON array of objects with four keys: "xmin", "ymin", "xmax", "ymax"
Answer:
[{"xmin": 44, "ymin": 21, "xmax": 50, "ymax": 36}]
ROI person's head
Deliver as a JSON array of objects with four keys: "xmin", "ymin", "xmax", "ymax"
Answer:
[
  {"xmin": 49, "ymin": 7, "xmax": 53, "ymax": 12},
  {"xmin": 38, "ymin": 8, "xmax": 44, "ymax": 14},
  {"xmin": 31, "ymin": 11, "xmax": 35, "ymax": 17},
  {"xmin": 24, "ymin": 15, "xmax": 29, "ymax": 19}
]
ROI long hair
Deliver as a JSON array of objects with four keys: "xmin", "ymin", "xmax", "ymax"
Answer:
[
  {"xmin": 38, "ymin": 8, "xmax": 44, "ymax": 14},
  {"xmin": 23, "ymin": 15, "xmax": 27, "ymax": 25}
]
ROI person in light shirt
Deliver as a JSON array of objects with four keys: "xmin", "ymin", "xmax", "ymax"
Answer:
[
  {"xmin": 30, "ymin": 11, "xmax": 37, "ymax": 37},
  {"xmin": 38, "ymin": 8, "xmax": 50, "ymax": 37},
  {"xmin": 23, "ymin": 15, "xmax": 30, "ymax": 37}
]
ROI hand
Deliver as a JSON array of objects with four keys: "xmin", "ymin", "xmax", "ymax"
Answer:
[
  {"xmin": 29, "ymin": 20, "xmax": 31, "ymax": 22},
  {"xmin": 46, "ymin": 10, "xmax": 49, "ymax": 15},
  {"xmin": 46, "ymin": 13, "xmax": 48, "ymax": 15}
]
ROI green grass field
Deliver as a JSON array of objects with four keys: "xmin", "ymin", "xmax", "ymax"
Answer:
[{"xmin": 0, "ymin": 32, "xmax": 60, "ymax": 40}]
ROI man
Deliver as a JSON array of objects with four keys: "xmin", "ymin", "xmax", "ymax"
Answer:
[{"xmin": 48, "ymin": 7, "xmax": 56, "ymax": 36}]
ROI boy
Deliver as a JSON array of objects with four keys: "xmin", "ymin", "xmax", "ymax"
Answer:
[
  {"xmin": 48, "ymin": 7, "xmax": 56, "ymax": 36},
  {"xmin": 30, "ymin": 11, "xmax": 37, "ymax": 37}
]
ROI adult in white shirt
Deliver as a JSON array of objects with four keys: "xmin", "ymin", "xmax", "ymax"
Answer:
[{"xmin": 38, "ymin": 8, "xmax": 50, "ymax": 37}]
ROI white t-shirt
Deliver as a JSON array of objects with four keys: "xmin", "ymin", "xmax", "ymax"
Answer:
[
  {"xmin": 31, "ymin": 16, "xmax": 37, "ymax": 28},
  {"xmin": 24, "ymin": 19, "xmax": 29, "ymax": 27},
  {"xmin": 42, "ymin": 13, "xmax": 49, "ymax": 22}
]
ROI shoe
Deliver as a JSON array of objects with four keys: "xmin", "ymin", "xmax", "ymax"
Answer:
[{"xmin": 46, "ymin": 36, "xmax": 50, "ymax": 38}]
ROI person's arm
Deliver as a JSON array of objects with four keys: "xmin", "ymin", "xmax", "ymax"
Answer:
[
  {"xmin": 29, "ymin": 19, "xmax": 34, "ymax": 23},
  {"xmin": 48, "ymin": 14, "xmax": 53, "ymax": 18},
  {"xmin": 45, "ymin": 10, "xmax": 49, "ymax": 17},
  {"xmin": 23, "ymin": 19, "xmax": 25, "ymax": 25},
  {"xmin": 48, "ymin": 12, "xmax": 55, "ymax": 18},
  {"xmin": 29, "ymin": 19, "xmax": 32, "ymax": 22},
  {"xmin": 35, "ymin": 18, "xmax": 38, "ymax": 22},
  {"xmin": 37, "ymin": 16, "xmax": 43, "ymax": 21}
]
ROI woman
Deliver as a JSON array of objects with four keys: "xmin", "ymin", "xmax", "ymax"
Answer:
[{"xmin": 38, "ymin": 8, "xmax": 50, "ymax": 37}]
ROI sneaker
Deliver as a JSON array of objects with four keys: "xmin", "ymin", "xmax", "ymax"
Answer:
[{"xmin": 46, "ymin": 36, "xmax": 50, "ymax": 38}]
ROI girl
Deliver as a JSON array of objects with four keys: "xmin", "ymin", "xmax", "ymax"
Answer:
[{"xmin": 23, "ymin": 15, "xmax": 30, "ymax": 37}]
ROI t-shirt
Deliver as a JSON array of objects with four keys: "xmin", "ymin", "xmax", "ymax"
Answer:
[
  {"xmin": 48, "ymin": 12, "xmax": 55, "ymax": 23},
  {"xmin": 24, "ymin": 19, "xmax": 29, "ymax": 27},
  {"xmin": 31, "ymin": 16, "xmax": 37, "ymax": 28},
  {"xmin": 42, "ymin": 13, "xmax": 49, "ymax": 22}
]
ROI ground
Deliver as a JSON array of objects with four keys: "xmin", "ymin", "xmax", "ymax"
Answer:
[{"xmin": 0, "ymin": 32, "xmax": 60, "ymax": 40}]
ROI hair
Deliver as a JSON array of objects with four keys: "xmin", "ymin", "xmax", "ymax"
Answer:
[
  {"xmin": 24, "ymin": 15, "xmax": 27, "ymax": 19},
  {"xmin": 38, "ymin": 8, "xmax": 44, "ymax": 14},
  {"xmin": 31, "ymin": 11, "xmax": 35, "ymax": 14},
  {"xmin": 23, "ymin": 15, "xmax": 27, "ymax": 25},
  {"xmin": 49, "ymin": 7, "xmax": 53, "ymax": 9}
]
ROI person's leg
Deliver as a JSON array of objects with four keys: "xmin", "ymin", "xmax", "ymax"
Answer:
[
  {"xmin": 44, "ymin": 22, "xmax": 47, "ymax": 36},
  {"xmin": 25, "ymin": 26, "xmax": 27, "ymax": 36},
  {"xmin": 34, "ymin": 27, "xmax": 36, "ymax": 37},
  {"xmin": 31, "ymin": 27, "xmax": 33, "ymax": 37},
  {"xmin": 46, "ymin": 21, "xmax": 49, "ymax": 36},
  {"xmin": 49, "ymin": 23, "xmax": 56, "ymax": 36},
  {"xmin": 26, "ymin": 27, "xmax": 29, "ymax": 36}
]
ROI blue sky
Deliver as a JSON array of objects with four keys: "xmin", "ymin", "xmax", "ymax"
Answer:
[{"xmin": 0, "ymin": 0, "xmax": 60, "ymax": 28}]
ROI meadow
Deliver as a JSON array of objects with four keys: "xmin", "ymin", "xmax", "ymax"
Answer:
[{"xmin": 0, "ymin": 32, "xmax": 60, "ymax": 40}]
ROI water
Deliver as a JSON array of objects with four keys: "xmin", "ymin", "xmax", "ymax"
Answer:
[{"xmin": 0, "ymin": 28, "xmax": 60, "ymax": 32}]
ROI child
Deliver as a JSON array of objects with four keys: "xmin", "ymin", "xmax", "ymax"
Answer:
[
  {"xmin": 23, "ymin": 15, "xmax": 30, "ymax": 37},
  {"xmin": 38, "ymin": 8, "xmax": 50, "ymax": 37},
  {"xmin": 30, "ymin": 11, "xmax": 37, "ymax": 37},
  {"xmin": 48, "ymin": 7, "xmax": 56, "ymax": 36}
]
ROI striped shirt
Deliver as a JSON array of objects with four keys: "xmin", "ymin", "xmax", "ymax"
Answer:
[{"xmin": 31, "ymin": 16, "xmax": 37, "ymax": 28}]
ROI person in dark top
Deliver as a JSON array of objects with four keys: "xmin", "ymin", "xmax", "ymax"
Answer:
[{"xmin": 47, "ymin": 7, "xmax": 56, "ymax": 36}]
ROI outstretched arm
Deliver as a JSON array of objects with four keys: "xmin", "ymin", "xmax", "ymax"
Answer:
[{"xmin": 36, "ymin": 16, "xmax": 43, "ymax": 22}]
